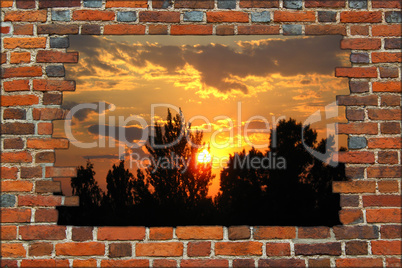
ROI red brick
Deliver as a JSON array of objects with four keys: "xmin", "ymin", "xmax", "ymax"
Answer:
[
  {"xmin": 149, "ymin": 227, "xmax": 173, "ymax": 240},
  {"xmin": 373, "ymin": 82, "xmax": 401, "ymax": 93},
  {"xmin": 372, "ymin": 52, "xmax": 402, "ymax": 63},
  {"xmin": 153, "ymin": 259, "xmax": 176, "ymax": 268},
  {"xmin": 333, "ymin": 181, "xmax": 376, "ymax": 193},
  {"xmin": 187, "ymin": 242, "xmax": 210, "ymax": 257},
  {"xmin": 139, "ymin": 11, "xmax": 180, "ymax": 22},
  {"xmin": 336, "ymin": 258, "xmax": 382, "ymax": 267},
  {"xmin": 1, "ymin": 53, "xmax": 6, "ymax": 64},
  {"xmin": 337, "ymin": 122, "xmax": 378, "ymax": 134},
  {"xmin": 228, "ymin": 226, "xmax": 250, "ymax": 240},
  {"xmin": 72, "ymin": 227, "xmax": 93, "ymax": 241},
  {"xmin": 0, "ymin": 167, "xmax": 18, "ymax": 179},
  {"xmin": 238, "ymin": 25, "xmax": 280, "ymax": 35},
  {"xmin": 35, "ymin": 180, "xmax": 61, "ymax": 193},
  {"xmin": 368, "ymin": 138, "xmax": 401, "ymax": 149},
  {"xmin": 1, "ymin": 180, "xmax": 33, "ymax": 192},
  {"xmin": 181, "ymin": 260, "xmax": 229, "ymax": 268},
  {"xmin": 149, "ymin": 25, "xmax": 168, "ymax": 35},
  {"xmin": 109, "ymin": 243, "xmax": 131, "ymax": 258},
  {"xmin": 16, "ymin": 0, "xmax": 35, "ymax": 9},
  {"xmin": 1, "ymin": 0, "xmax": 13, "ymax": 7},
  {"xmin": 265, "ymin": 243, "xmax": 290, "ymax": 256},
  {"xmin": 380, "ymin": 67, "xmax": 399, "ymax": 78},
  {"xmin": 64, "ymin": 196, "xmax": 79, "ymax": 206},
  {"xmin": 38, "ymin": 122, "xmax": 53, "ymax": 135},
  {"xmin": 295, "ymin": 242, "xmax": 341, "ymax": 256},
  {"xmin": 20, "ymin": 166, "xmax": 42, "ymax": 178},
  {"xmin": 136, "ymin": 242, "xmax": 183, "ymax": 257},
  {"xmin": 21, "ymin": 259, "xmax": 70, "ymax": 268},
  {"xmin": 105, "ymin": 0, "xmax": 148, "ymax": 7},
  {"xmin": 240, "ymin": 0, "xmax": 279, "ymax": 8},
  {"xmin": 341, "ymin": 38, "xmax": 381, "ymax": 50},
  {"xmin": 3, "ymin": 80, "xmax": 30, "ymax": 92},
  {"xmin": 39, "ymin": 0, "xmax": 80, "ymax": 8},
  {"xmin": 171, "ymin": 25, "xmax": 213, "ymax": 35},
  {"xmin": 1, "ymin": 226, "xmax": 17, "ymax": 240},
  {"xmin": 372, "ymin": 25, "xmax": 402, "ymax": 37},
  {"xmin": 274, "ymin": 11, "xmax": 315, "ymax": 22},
  {"xmin": 339, "ymin": 209, "xmax": 363, "ymax": 224},
  {"xmin": 378, "ymin": 151, "xmax": 399, "ymax": 164},
  {"xmin": 340, "ymin": 11, "xmax": 382, "ymax": 23},
  {"xmin": 259, "ymin": 259, "xmax": 305, "ymax": 267},
  {"xmin": 367, "ymin": 208, "xmax": 402, "ymax": 223},
  {"xmin": 18, "ymin": 195, "xmax": 62, "ymax": 207},
  {"xmin": 346, "ymin": 109, "xmax": 364, "ymax": 121},
  {"xmin": 81, "ymin": 24, "xmax": 101, "ymax": 35},
  {"xmin": 73, "ymin": 259, "xmax": 97, "ymax": 267},
  {"xmin": 372, "ymin": 1, "xmax": 401, "ymax": 8},
  {"xmin": 345, "ymin": 241, "xmax": 368, "ymax": 255},
  {"xmin": 14, "ymin": 24, "xmax": 34, "ymax": 35},
  {"xmin": 253, "ymin": 226, "xmax": 296, "ymax": 239},
  {"xmin": 101, "ymin": 259, "xmax": 149, "ymax": 267},
  {"xmin": 27, "ymin": 138, "xmax": 68, "ymax": 149},
  {"xmin": 97, "ymin": 226, "xmax": 145, "ymax": 240},
  {"xmin": 103, "ymin": 25, "xmax": 146, "ymax": 35},
  {"xmin": 29, "ymin": 242, "xmax": 53, "ymax": 256},
  {"xmin": 20, "ymin": 225, "xmax": 66, "ymax": 240},
  {"xmin": 1, "ymin": 66, "xmax": 42, "ymax": 78},
  {"xmin": 363, "ymin": 195, "xmax": 401, "ymax": 207},
  {"xmin": 349, "ymin": 81, "xmax": 369, "ymax": 93},
  {"xmin": 43, "ymin": 93, "xmax": 63, "ymax": 105},
  {"xmin": 381, "ymin": 95, "xmax": 401, "ymax": 106},
  {"xmin": 4, "ymin": 37, "xmax": 46, "ymax": 49},
  {"xmin": 36, "ymin": 51, "xmax": 78, "ymax": 63},
  {"xmin": 215, "ymin": 241, "xmax": 262, "ymax": 256},
  {"xmin": 378, "ymin": 181, "xmax": 400, "ymax": 193},
  {"xmin": 368, "ymin": 166, "xmax": 401, "ymax": 178},
  {"xmin": 216, "ymin": 25, "xmax": 235, "ymax": 36},
  {"xmin": 1, "ymin": 151, "xmax": 32, "ymax": 163},
  {"xmin": 1, "ymin": 208, "xmax": 31, "ymax": 223},
  {"xmin": 381, "ymin": 225, "xmax": 402, "ymax": 239},
  {"xmin": 35, "ymin": 208, "xmax": 58, "ymax": 222},
  {"xmin": 207, "ymin": 11, "xmax": 249, "ymax": 23},
  {"xmin": 10, "ymin": 52, "xmax": 31, "ymax": 64},
  {"xmin": 335, "ymin": 67, "xmax": 377, "ymax": 78},
  {"xmin": 45, "ymin": 167, "xmax": 76, "ymax": 178},
  {"xmin": 298, "ymin": 227, "xmax": 330, "ymax": 239},
  {"xmin": 305, "ymin": 25, "xmax": 346, "ymax": 35},
  {"xmin": 1, "ymin": 123, "xmax": 34, "ymax": 135},
  {"xmin": 72, "ymin": 10, "xmax": 115, "ymax": 21},
  {"xmin": 309, "ymin": 259, "xmax": 331, "ymax": 268},
  {"xmin": 56, "ymin": 242, "xmax": 105, "ymax": 256},
  {"xmin": 33, "ymin": 80, "xmax": 75, "ymax": 92},
  {"xmin": 1, "ymin": 243, "xmax": 26, "ymax": 258},
  {"xmin": 350, "ymin": 25, "xmax": 369, "ymax": 36},
  {"xmin": 37, "ymin": 24, "xmax": 79, "ymax": 34},
  {"xmin": 35, "ymin": 152, "xmax": 56, "ymax": 164},
  {"xmin": 176, "ymin": 226, "xmax": 223, "ymax": 240},
  {"xmin": 4, "ymin": 10, "xmax": 47, "ymax": 22},
  {"xmin": 3, "ymin": 137, "xmax": 24, "ymax": 149},
  {"xmin": 333, "ymin": 225, "xmax": 379, "ymax": 239},
  {"xmin": 336, "ymin": 151, "xmax": 375, "ymax": 164},
  {"xmin": 33, "ymin": 108, "xmax": 66, "ymax": 120},
  {"xmin": 1, "ymin": 26, "xmax": 11, "ymax": 34},
  {"xmin": 305, "ymin": 0, "xmax": 345, "ymax": 7},
  {"xmin": 372, "ymin": 240, "xmax": 401, "ymax": 255},
  {"xmin": 337, "ymin": 95, "xmax": 377, "ymax": 106},
  {"xmin": 386, "ymin": 258, "xmax": 402, "ymax": 268}
]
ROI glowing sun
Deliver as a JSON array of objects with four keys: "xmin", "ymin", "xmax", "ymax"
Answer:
[{"xmin": 197, "ymin": 149, "xmax": 212, "ymax": 163}]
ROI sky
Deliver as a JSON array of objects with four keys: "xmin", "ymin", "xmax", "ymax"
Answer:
[{"xmin": 53, "ymin": 35, "xmax": 350, "ymax": 197}]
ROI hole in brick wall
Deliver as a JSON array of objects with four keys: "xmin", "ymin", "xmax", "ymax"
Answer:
[{"xmin": 54, "ymin": 35, "xmax": 350, "ymax": 226}]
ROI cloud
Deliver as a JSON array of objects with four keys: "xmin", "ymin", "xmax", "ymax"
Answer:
[
  {"xmin": 87, "ymin": 124, "xmax": 149, "ymax": 144},
  {"xmin": 68, "ymin": 35, "xmax": 345, "ymax": 96},
  {"xmin": 62, "ymin": 101, "xmax": 114, "ymax": 121}
]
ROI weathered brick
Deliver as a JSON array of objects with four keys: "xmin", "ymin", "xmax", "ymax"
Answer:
[
  {"xmin": 218, "ymin": 0, "xmax": 236, "ymax": 9},
  {"xmin": 149, "ymin": 227, "xmax": 173, "ymax": 240},
  {"xmin": 368, "ymin": 166, "xmax": 401, "ymax": 178},
  {"xmin": 349, "ymin": 81, "xmax": 369, "ymax": 93},
  {"xmin": 4, "ymin": 37, "xmax": 46, "ymax": 49},
  {"xmin": 20, "ymin": 225, "xmax": 66, "ymax": 240},
  {"xmin": 139, "ymin": 11, "xmax": 180, "ymax": 23},
  {"xmin": 136, "ymin": 242, "xmax": 183, "ymax": 257},
  {"xmin": 10, "ymin": 52, "xmax": 31, "ymax": 64},
  {"xmin": 72, "ymin": 227, "xmax": 93, "ymax": 241},
  {"xmin": 350, "ymin": 53, "xmax": 369, "ymax": 63},
  {"xmin": 372, "ymin": 52, "xmax": 402, "ymax": 63},
  {"xmin": 183, "ymin": 11, "xmax": 204, "ymax": 22},
  {"xmin": 337, "ymin": 122, "xmax": 378, "ymax": 134},
  {"xmin": 84, "ymin": 0, "xmax": 103, "ymax": 8},
  {"xmin": 73, "ymin": 10, "xmax": 115, "ymax": 21},
  {"xmin": 385, "ymin": 38, "xmax": 401, "ymax": 49},
  {"xmin": 101, "ymin": 259, "xmax": 149, "ymax": 267},
  {"xmin": 3, "ymin": 108, "xmax": 26, "ymax": 119},
  {"xmin": 381, "ymin": 122, "xmax": 400, "ymax": 134},
  {"xmin": 295, "ymin": 242, "xmax": 341, "ymax": 256},
  {"xmin": 14, "ymin": 24, "xmax": 33, "ymax": 35},
  {"xmin": 46, "ymin": 65, "xmax": 65, "ymax": 77},
  {"xmin": 27, "ymin": 138, "xmax": 68, "ymax": 149},
  {"xmin": 385, "ymin": 11, "xmax": 402, "ymax": 23},
  {"xmin": 35, "ymin": 208, "xmax": 58, "ymax": 222},
  {"xmin": 216, "ymin": 25, "xmax": 235, "ymax": 35},
  {"xmin": 81, "ymin": 24, "xmax": 101, "ymax": 35},
  {"xmin": 1, "ymin": 151, "xmax": 32, "ymax": 163},
  {"xmin": 37, "ymin": 24, "xmax": 79, "ymax": 35},
  {"xmin": 29, "ymin": 242, "xmax": 53, "ymax": 256},
  {"xmin": 346, "ymin": 109, "xmax": 364, "ymax": 121},
  {"xmin": 368, "ymin": 137, "xmax": 401, "ymax": 149},
  {"xmin": 215, "ymin": 241, "xmax": 262, "ymax": 256},
  {"xmin": 318, "ymin": 11, "xmax": 337, "ymax": 22},
  {"xmin": 38, "ymin": 122, "xmax": 53, "ymax": 135},
  {"xmin": 1, "ymin": 225, "xmax": 17, "ymax": 240},
  {"xmin": 2, "ymin": 66, "xmax": 42, "ymax": 78},
  {"xmin": 298, "ymin": 227, "xmax": 330, "ymax": 239},
  {"xmin": 340, "ymin": 11, "xmax": 382, "ymax": 23},
  {"xmin": 372, "ymin": 240, "xmax": 401, "ymax": 255},
  {"xmin": 1, "ymin": 208, "xmax": 31, "ymax": 223},
  {"xmin": 1, "ymin": 243, "xmax": 26, "ymax": 258},
  {"xmin": 171, "ymin": 25, "xmax": 213, "ymax": 35},
  {"xmin": 305, "ymin": 0, "xmax": 345, "ymax": 7},
  {"xmin": 1, "ymin": 123, "xmax": 34, "ymax": 135},
  {"xmin": 39, "ymin": 0, "xmax": 80, "ymax": 8},
  {"xmin": 368, "ymin": 109, "xmax": 402, "ymax": 121},
  {"xmin": 283, "ymin": 25, "xmax": 302, "ymax": 35},
  {"xmin": 149, "ymin": 25, "xmax": 168, "ymax": 35},
  {"xmin": 33, "ymin": 80, "xmax": 75, "ymax": 91},
  {"xmin": 36, "ymin": 51, "xmax": 78, "ymax": 63},
  {"xmin": 345, "ymin": 241, "xmax": 368, "ymax": 255},
  {"xmin": 175, "ymin": 0, "xmax": 214, "ymax": 9},
  {"xmin": 50, "ymin": 37, "xmax": 69, "ymax": 48},
  {"xmin": 309, "ymin": 259, "xmax": 331, "ymax": 268},
  {"xmin": 339, "ymin": 209, "xmax": 364, "ymax": 224},
  {"xmin": 228, "ymin": 226, "xmax": 250, "ymax": 240},
  {"xmin": 349, "ymin": 0, "xmax": 367, "ymax": 9},
  {"xmin": 373, "ymin": 82, "xmax": 401, "ymax": 93},
  {"xmin": 0, "ymin": 194, "xmax": 16, "ymax": 207},
  {"xmin": 238, "ymin": 25, "xmax": 280, "ymax": 35},
  {"xmin": 373, "ymin": 1, "xmax": 401, "ymax": 8},
  {"xmin": 17, "ymin": 0, "xmax": 35, "ymax": 9},
  {"xmin": 284, "ymin": 0, "xmax": 302, "ymax": 9},
  {"xmin": 363, "ymin": 195, "xmax": 401, "ymax": 207},
  {"xmin": 348, "ymin": 136, "xmax": 367, "ymax": 149},
  {"xmin": 153, "ymin": 259, "xmax": 177, "ymax": 268},
  {"xmin": 305, "ymin": 25, "xmax": 346, "ymax": 35},
  {"xmin": 181, "ymin": 259, "xmax": 229, "ymax": 268},
  {"xmin": 380, "ymin": 67, "xmax": 399, "ymax": 78},
  {"xmin": 251, "ymin": 11, "xmax": 270, "ymax": 22},
  {"xmin": 117, "ymin": 11, "xmax": 137, "ymax": 22},
  {"xmin": 341, "ymin": 38, "xmax": 381, "ymax": 50},
  {"xmin": 35, "ymin": 180, "xmax": 61, "ymax": 193},
  {"xmin": 372, "ymin": 25, "xmax": 402, "ymax": 37},
  {"xmin": 18, "ymin": 195, "xmax": 62, "ymax": 206},
  {"xmin": 350, "ymin": 25, "xmax": 369, "ymax": 36},
  {"xmin": 259, "ymin": 259, "xmax": 305, "ymax": 267},
  {"xmin": 35, "ymin": 152, "xmax": 56, "ymax": 163},
  {"xmin": 52, "ymin": 10, "xmax": 70, "ymax": 21},
  {"xmin": 337, "ymin": 95, "xmax": 377, "ymax": 106},
  {"xmin": 366, "ymin": 208, "xmax": 401, "ymax": 223},
  {"xmin": 105, "ymin": 0, "xmax": 148, "ymax": 8},
  {"xmin": 109, "ymin": 243, "xmax": 131, "ymax": 258},
  {"xmin": 378, "ymin": 151, "xmax": 399, "ymax": 164},
  {"xmin": 21, "ymin": 259, "xmax": 70, "ymax": 268},
  {"xmin": 207, "ymin": 11, "xmax": 249, "ymax": 23},
  {"xmin": 333, "ymin": 225, "xmax": 379, "ymax": 239},
  {"xmin": 381, "ymin": 225, "xmax": 402, "ymax": 239},
  {"xmin": 176, "ymin": 226, "xmax": 223, "ymax": 240},
  {"xmin": 20, "ymin": 166, "xmax": 42, "ymax": 178},
  {"xmin": 45, "ymin": 167, "xmax": 76, "ymax": 178},
  {"xmin": 56, "ymin": 242, "xmax": 105, "ymax": 256},
  {"xmin": 152, "ymin": 0, "xmax": 173, "ymax": 9},
  {"xmin": 335, "ymin": 67, "xmax": 377, "ymax": 78},
  {"xmin": 1, "ymin": 167, "xmax": 18, "ymax": 179},
  {"xmin": 240, "ymin": 0, "xmax": 279, "ymax": 8},
  {"xmin": 340, "ymin": 194, "xmax": 359, "ymax": 207}
]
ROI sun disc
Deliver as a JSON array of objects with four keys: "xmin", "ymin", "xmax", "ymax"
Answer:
[{"xmin": 197, "ymin": 149, "xmax": 211, "ymax": 163}]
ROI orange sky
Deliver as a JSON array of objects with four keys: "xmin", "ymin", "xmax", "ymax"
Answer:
[{"xmin": 53, "ymin": 35, "xmax": 349, "ymax": 197}]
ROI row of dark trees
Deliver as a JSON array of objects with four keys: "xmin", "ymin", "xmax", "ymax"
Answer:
[{"xmin": 58, "ymin": 110, "xmax": 347, "ymax": 226}]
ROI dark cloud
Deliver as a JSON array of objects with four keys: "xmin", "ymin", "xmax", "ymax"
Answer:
[
  {"xmin": 87, "ymin": 124, "xmax": 149, "ymax": 144},
  {"xmin": 82, "ymin": 154, "xmax": 120, "ymax": 160},
  {"xmin": 69, "ymin": 36, "xmax": 344, "ymax": 94},
  {"xmin": 62, "ymin": 101, "xmax": 113, "ymax": 121}
]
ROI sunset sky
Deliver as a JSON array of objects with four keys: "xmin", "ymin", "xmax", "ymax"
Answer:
[{"xmin": 53, "ymin": 35, "xmax": 349, "ymax": 197}]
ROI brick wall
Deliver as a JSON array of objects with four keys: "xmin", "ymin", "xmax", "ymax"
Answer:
[{"xmin": 1, "ymin": 0, "xmax": 401, "ymax": 267}]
